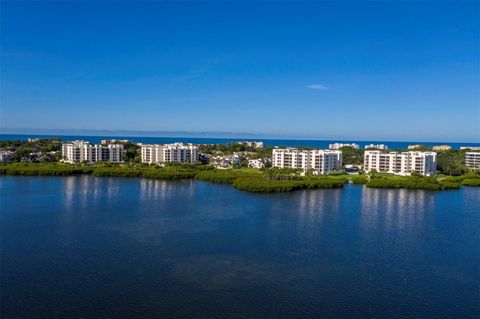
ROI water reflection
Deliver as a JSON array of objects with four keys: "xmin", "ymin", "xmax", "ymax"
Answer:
[{"xmin": 360, "ymin": 187, "xmax": 435, "ymax": 234}]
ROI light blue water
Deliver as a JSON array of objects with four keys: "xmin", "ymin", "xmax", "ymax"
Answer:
[{"xmin": 1, "ymin": 176, "xmax": 479, "ymax": 318}]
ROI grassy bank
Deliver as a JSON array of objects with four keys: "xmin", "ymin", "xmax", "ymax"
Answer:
[{"xmin": 1, "ymin": 163, "xmax": 478, "ymax": 192}]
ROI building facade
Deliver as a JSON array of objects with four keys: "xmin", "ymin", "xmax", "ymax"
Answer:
[
  {"xmin": 364, "ymin": 150, "xmax": 437, "ymax": 176},
  {"xmin": 62, "ymin": 141, "xmax": 124, "ymax": 164},
  {"xmin": 329, "ymin": 143, "xmax": 359, "ymax": 150},
  {"xmin": 141, "ymin": 143, "xmax": 199, "ymax": 164},
  {"xmin": 0, "ymin": 150, "xmax": 13, "ymax": 163},
  {"xmin": 465, "ymin": 152, "xmax": 480, "ymax": 171},
  {"xmin": 432, "ymin": 145, "xmax": 452, "ymax": 151},
  {"xmin": 364, "ymin": 144, "xmax": 388, "ymax": 150},
  {"xmin": 272, "ymin": 148, "xmax": 342, "ymax": 175}
]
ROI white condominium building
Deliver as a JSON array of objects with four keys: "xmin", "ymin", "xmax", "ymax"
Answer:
[
  {"xmin": 272, "ymin": 148, "xmax": 342, "ymax": 175},
  {"xmin": 62, "ymin": 141, "xmax": 124, "ymax": 164},
  {"xmin": 141, "ymin": 143, "xmax": 199, "ymax": 164},
  {"xmin": 329, "ymin": 143, "xmax": 359, "ymax": 150},
  {"xmin": 364, "ymin": 144, "xmax": 388, "ymax": 150},
  {"xmin": 465, "ymin": 152, "xmax": 480, "ymax": 171},
  {"xmin": 364, "ymin": 150, "xmax": 437, "ymax": 176}
]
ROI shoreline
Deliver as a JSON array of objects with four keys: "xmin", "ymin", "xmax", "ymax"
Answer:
[{"xmin": 1, "ymin": 163, "xmax": 478, "ymax": 193}]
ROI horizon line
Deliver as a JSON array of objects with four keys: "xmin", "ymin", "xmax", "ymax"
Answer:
[{"xmin": 0, "ymin": 128, "xmax": 479, "ymax": 144}]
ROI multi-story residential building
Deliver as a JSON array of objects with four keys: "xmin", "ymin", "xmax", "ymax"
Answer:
[
  {"xmin": 141, "ymin": 143, "xmax": 199, "ymax": 164},
  {"xmin": 101, "ymin": 139, "xmax": 130, "ymax": 145},
  {"xmin": 465, "ymin": 152, "xmax": 480, "ymax": 171},
  {"xmin": 62, "ymin": 141, "xmax": 124, "ymax": 164},
  {"xmin": 460, "ymin": 146, "xmax": 480, "ymax": 151},
  {"xmin": 364, "ymin": 144, "xmax": 388, "ymax": 150},
  {"xmin": 432, "ymin": 145, "xmax": 452, "ymax": 151},
  {"xmin": 237, "ymin": 141, "xmax": 264, "ymax": 149},
  {"xmin": 364, "ymin": 150, "xmax": 437, "ymax": 176},
  {"xmin": 272, "ymin": 148, "xmax": 342, "ymax": 175},
  {"xmin": 0, "ymin": 150, "xmax": 13, "ymax": 163},
  {"xmin": 329, "ymin": 143, "xmax": 359, "ymax": 150}
]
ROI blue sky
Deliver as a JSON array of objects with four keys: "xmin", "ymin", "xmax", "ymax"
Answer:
[{"xmin": 1, "ymin": 1, "xmax": 479, "ymax": 141}]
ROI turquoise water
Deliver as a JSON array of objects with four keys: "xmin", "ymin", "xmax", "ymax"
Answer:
[{"xmin": 1, "ymin": 176, "xmax": 479, "ymax": 318}]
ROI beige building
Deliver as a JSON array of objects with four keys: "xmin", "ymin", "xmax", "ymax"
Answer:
[
  {"xmin": 141, "ymin": 143, "xmax": 199, "ymax": 164},
  {"xmin": 465, "ymin": 152, "xmax": 480, "ymax": 171},
  {"xmin": 364, "ymin": 150, "xmax": 437, "ymax": 176},
  {"xmin": 272, "ymin": 148, "xmax": 342, "ymax": 175},
  {"xmin": 432, "ymin": 145, "xmax": 452, "ymax": 151},
  {"xmin": 62, "ymin": 141, "xmax": 124, "ymax": 164}
]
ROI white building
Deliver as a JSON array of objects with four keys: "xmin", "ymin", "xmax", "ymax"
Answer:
[
  {"xmin": 432, "ymin": 145, "xmax": 452, "ymax": 151},
  {"xmin": 141, "ymin": 143, "xmax": 199, "ymax": 164},
  {"xmin": 329, "ymin": 143, "xmax": 359, "ymax": 150},
  {"xmin": 0, "ymin": 150, "xmax": 13, "ymax": 162},
  {"xmin": 364, "ymin": 144, "xmax": 388, "ymax": 150},
  {"xmin": 62, "ymin": 141, "xmax": 124, "ymax": 164},
  {"xmin": 465, "ymin": 152, "xmax": 480, "ymax": 171},
  {"xmin": 272, "ymin": 148, "xmax": 342, "ymax": 175},
  {"xmin": 248, "ymin": 159, "xmax": 265, "ymax": 169},
  {"xmin": 101, "ymin": 139, "xmax": 130, "ymax": 144},
  {"xmin": 237, "ymin": 141, "xmax": 264, "ymax": 149},
  {"xmin": 364, "ymin": 150, "xmax": 437, "ymax": 176},
  {"xmin": 460, "ymin": 146, "xmax": 480, "ymax": 151}
]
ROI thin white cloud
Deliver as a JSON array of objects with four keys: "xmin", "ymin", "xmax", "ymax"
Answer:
[{"xmin": 306, "ymin": 84, "xmax": 329, "ymax": 91}]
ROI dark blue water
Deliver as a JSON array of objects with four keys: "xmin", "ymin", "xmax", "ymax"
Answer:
[
  {"xmin": 2, "ymin": 133, "xmax": 479, "ymax": 149},
  {"xmin": 1, "ymin": 176, "xmax": 479, "ymax": 319}
]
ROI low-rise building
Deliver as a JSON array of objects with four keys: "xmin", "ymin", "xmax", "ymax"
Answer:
[
  {"xmin": 407, "ymin": 144, "xmax": 425, "ymax": 150},
  {"xmin": 329, "ymin": 143, "xmax": 359, "ymax": 150},
  {"xmin": 101, "ymin": 139, "xmax": 130, "ymax": 144},
  {"xmin": 0, "ymin": 150, "xmax": 13, "ymax": 163},
  {"xmin": 237, "ymin": 141, "xmax": 264, "ymax": 149},
  {"xmin": 62, "ymin": 141, "xmax": 124, "ymax": 164},
  {"xmin": 465, "ymin": 152, "xmax": 480, "ymax": 171},
  {"xmin": 432, "ymin": 145, "xmax": 452, "ymax": 151},
  {"xmin": 141, "ymin": 143, "xmax": 199, "ymax": 164},
  {"xmin": 272, "ymin": 148, "xmax": 342, "ymax": 175},
  {"xmin": 248, "ymin": 159, "xmax": 265, "ymax": 169},
  {"xmin": 364, "ymin": 144, "xmax": 388, "ymax": 150},
  {"xmin": 460, "ymin": 146, "xmax": 480, "ymax": 151},
  {"xmin": 364, "ymin": 150, "xmax": 437, "ymax": 176}
]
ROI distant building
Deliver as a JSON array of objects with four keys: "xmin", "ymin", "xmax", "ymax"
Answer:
[
  {"xmin": 329, "ymin": 143, "xmax": 359, "ymax": 150},
  {"xmin": 432, "ymin": 145, "xmax": 452, "ymax": 151},
  {"xmin": 364, "ymin": 150, "xmax": 437, "ymax": 176},
  {"xmin": 141, "ymin": 143, "xmax": 199, "ymax": 164},
  {"xmin": 272, "ymin": 148, "xmax": 342, "ymax": 175},
  {"xmin": 0, "ymin": 150, "xmax": 13, "ymax": 163},
  {"xmin": 364, "ymin": 144, "xmax": 388, "ymax": 150},
  {"xmin": 237, "ymin": 141, "xmax": 264, "ymax": 149},
  {"xmin": 27, "ymin": 138, "xmax": 40, "ymax": 142},
  {"xmin": 248, "ymin": 159, "xmax": 265, "ymax": 169},
  {"xmin": 407, "ymin": 144, "xmax": 424, "ymax": 150},
  {"xmin": 62, "ymin": 141, "xmax": 124, "ymax": 164},
  {"xmin": 465, "ymin": 152, "xmax": 480, "ymax": 171},
  {"xmin": 101, "ymin": 139, "xmax": 130, "ymax": 144},
  {"xmin": 460, "ymin": 146, "xmax": 480, "ymax": 151}
]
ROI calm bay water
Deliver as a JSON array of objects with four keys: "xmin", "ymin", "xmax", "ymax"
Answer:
[{"xmin": 1, "ymin": 176, "xmax": 479, "ymax": 319}]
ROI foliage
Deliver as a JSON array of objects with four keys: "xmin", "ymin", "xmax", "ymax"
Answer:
[
  {"xmin": 339, "ymin": 146, "xmax": 364, "ymax": 165},
  {"xmin": 366, "ymin": 175, "xmax": 461, "ymax": 190},
  {"xmin": 232, "ymin": 176, "xmax": 345, "ymax": 192},
  {"xmin": 195, "ymin": 170, "xmax": 242, "ymax": 184},
  {"xmin": 436, "ymin": 150, "xmax": 468, "ymax": 176}
]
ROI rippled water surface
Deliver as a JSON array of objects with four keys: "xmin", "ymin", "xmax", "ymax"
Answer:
[{"xmin": 1, "ymin": 176, "xmax": 479, "ymax": 319}]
